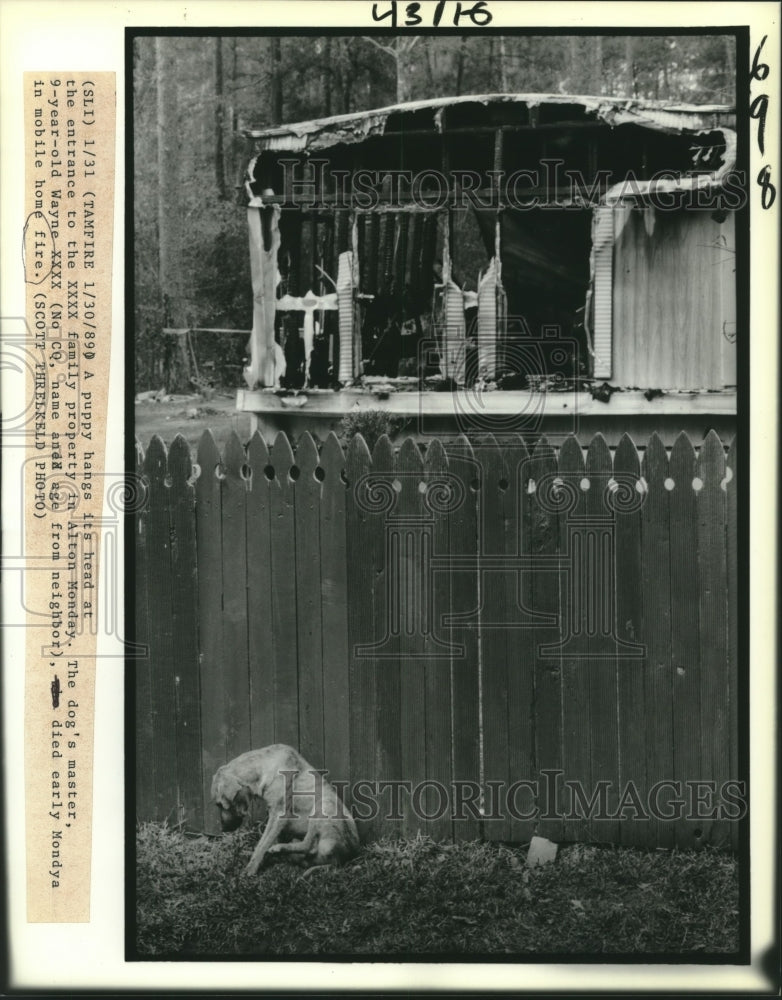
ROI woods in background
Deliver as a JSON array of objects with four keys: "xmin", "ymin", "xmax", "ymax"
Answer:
[{"xmin": 133, "ymin": 34, "xmax": 736, "ymax": 390}]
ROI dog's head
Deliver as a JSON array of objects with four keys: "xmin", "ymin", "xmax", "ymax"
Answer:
[{"xmin": 211, "ymin": 766, "xmax": 251, "ymax": 832}]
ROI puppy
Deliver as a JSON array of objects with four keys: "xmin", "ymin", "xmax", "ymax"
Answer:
[{"xmin": 211, "ymin": 744, "xmax": 359, "ymax": 875}]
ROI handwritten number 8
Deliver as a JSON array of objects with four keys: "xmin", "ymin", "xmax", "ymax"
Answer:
[{"xmin": 757, "ymin": 165, "xmax": 776, "ymax": 210}]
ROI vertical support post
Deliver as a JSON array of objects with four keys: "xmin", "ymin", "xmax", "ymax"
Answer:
[
  {"xmin": 245, "ymin": 203, "xmax": 281, "ymax": 389},
  {"xmin": 337, "ymin": 250, "xmax": 355, "ymax": 384},
  {"xmin": 351, "ymin": 212, "xmax": 362, "ymax": 379},
  {"xmin": 591, "ymin": 206, "xmax": 614, "ymax": 379},
  {"xmin": 477, "ymin": 130, "xmax": 505, "ymax": 381}
]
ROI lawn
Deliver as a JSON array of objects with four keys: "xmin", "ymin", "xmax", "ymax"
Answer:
[
  {"xmin": 135, "ymin": 392, "xmax": 252, "ymax": 454},
  {"xmin": 135, "ymin": 823, "xmax": 740, "ymax": 958}
]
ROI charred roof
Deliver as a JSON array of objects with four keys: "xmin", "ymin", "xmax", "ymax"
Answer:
[{"xmin": 244, "ymin": 92, "xmax": 736, "ymax": 153}]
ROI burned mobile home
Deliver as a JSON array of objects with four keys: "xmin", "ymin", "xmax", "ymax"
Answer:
[{"xmin": 237, "ymin": 93, "xmax": 737, "ymax": 443}]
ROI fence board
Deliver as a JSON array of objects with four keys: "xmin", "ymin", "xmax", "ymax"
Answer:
[
  {"xmin": 668, "ymin": 432, "xmax": 702, "ymax": 848},
  {"xmin": 445, "ymin": 435, "xmax": 481, "ymax": 842},
  {"xmin": 558, "ymin": 436, "xmax": 592, "ymax": 842},
  {"xmin": 143, "ymin": 436, "xmax": 178, "ymax": 822},
  {"xmin": 585, "ymin": 434, "xmax": 619, "ymax": 843},
  {"xmin": 614, "ymin": 434, "xmax": 648, "ymax": 847},
  {"xmin": 528, "ymin": 436, "xmax": 563, "ymax": 842},
  {"xmin": 505, "ymin": 435, "xmax": 536, "ymax": 845},
  {"xmin": 422, "ymin": 439, "xmax": 454, "ymax": 842},
  {"xmin": 476, "ymin": 435, "xmax": 511, "ymax": 842},
  {"xmin": 246, "ymin": 432, "xmax": 274, "ymax": 749},
  {"xmin": 168, "ymin": 434, "xmax": 203, "ymax": 829},
  {"xmin": 345, "ymin": 434, "xmax": 379, "ymax": 838},
  {"xmin": 696, "ymin": 430, "xmax": 730, "ymax": 847},
  {"xmin": 397, "ymin": 438, "xmax": 427, "ymax": 837},
  {"xmin": 134, "ymin": 440, "xmax": 156, "ymax": 821},
  {"xmin": 319, "ymin": 433, "xmax": 351, "ymax": 801},
  {"xmin": 195, "ymin": 430, "xmax": 226, "ymax": 833},
  {"xmin": 269, "ymin": 433, "xmax": 300, "ymax": 748},
  {"xmin": 371, "ymin": 435, "xmax": 403, "ymax": 838},
  {"xmin": 641, "ymin": 433, "xmax": 674, "ymax": 848},
  {"xmin": 726, "ymin": 437, "xmax": 739, "ymax": 850},
  {"xmin": 295, "ymin": 432, "xmax": 325, "ymax": 768},
  {"xmin": 221, "ymin": 432, "xmax": 252, "ymax": 761}
]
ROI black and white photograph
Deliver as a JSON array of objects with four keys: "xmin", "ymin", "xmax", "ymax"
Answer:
[
  {"xmin": 131, "ymin": 23, "xmax": 752, "ymax": 962},
  {"xmin": 1, "ymin": 1, "xmax": 777, "ymax": 993}
]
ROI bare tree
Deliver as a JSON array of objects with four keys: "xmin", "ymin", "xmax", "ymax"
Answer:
[
  {"xmin": 155, "ymin": 37, "xmax": 183, "ymax": 325},
  {"xmin": 568, "ymin": 37, "xmax": 580, "ymax": 93},
  {"xmin": 590, "ymin": 36, "xmax": 603, "ymax": 95},
  {"xmin": 498, "ymin": 35, "xmax": 509, "ymax": 91},
  {"xmin": 625, "ymin": 37, "xmax": 637, "ymax": 97},
  {"xmin": 323, "ymin": 37, "xmax": 333, "ymax": 116},
  {"xmin": 363, "ymin": 36, "xmax": 420, "ymax": 102},
  {"xmin": 455, "ymin": 36, "xmax": 469, "ymax": 96},
  {"xmin": 214, "ymin": 38, "xmax": 226, "ymax": 198},
  {"xmin": 269, "ymin": 36, "xmax": 283, "ymax": 124}
]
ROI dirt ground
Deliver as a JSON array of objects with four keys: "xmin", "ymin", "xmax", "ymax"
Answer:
[{"xmin": 134, "ymin": 391, "xmax": 253, "ymax": 454}]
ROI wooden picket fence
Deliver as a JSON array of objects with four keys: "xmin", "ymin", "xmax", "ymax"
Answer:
[{"xmin": 135, "ymin": 429, "xmax": 740, "ymax": 850}]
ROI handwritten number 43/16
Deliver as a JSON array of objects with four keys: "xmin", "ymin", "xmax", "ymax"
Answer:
[
  {"xmin": 750, "ymin": 34, "xmax": 776, "ymax": 210},
  {"xmin": 372, "ymin": 1, "xmax": 492, "ymax": 27}
]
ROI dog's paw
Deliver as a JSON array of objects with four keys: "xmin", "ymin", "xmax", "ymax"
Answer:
[
  {"xmin": 267, "ymin": 843, "xmax": 282, "ymax": 855},
  {"xmin": 243, "ymin": 863, "xmax": 259, "ymax": 878}
]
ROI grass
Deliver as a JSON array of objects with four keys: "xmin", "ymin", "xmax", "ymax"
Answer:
[{"xmin": 135, "ymin": 823, "xmax": 740, "ymax": 958}]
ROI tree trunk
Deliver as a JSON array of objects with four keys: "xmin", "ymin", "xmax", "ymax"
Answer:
[
  {"xmin": 323, "ymin": 37, "xmax": 332, "ymax": 116},
  {"xmin": 624, "ymin": 36, "xmax": 636, "ymax": 97},
  {"xmin": 424, "ymin": 38, "xmax": 436, "ymax": 93},
  {"xmin": 455, "ymin": 36, "xmax": 468, "ymax": 96},
  {"xmin": 722, "ymin": 36, "xmax": 735, "ymax": 103},
  {"xmin": 499, "ymin": 35, "xmax": 509, "ymax": 91},
  {"xmin": 224, "ymin": 37, "xmax": 237, "ymax": 196},
  {"xmin": 336, "ymin": 39, "xmax": 352, "ymax": 113},
  {"xmin": 396, "ymin": 60, "xmax": 406, "ymax": 102},
  {"xmin": 214, "ymin": 37, "xmax": 225, "ymax": 199},
  {"xmin": 568, "ymin": 37, "xmax": 579, "ymax": 93},
  {"xmin": 395, "ymin": 50, "xmax": 409, "ymax": 103},
  {"xmin": 590, "ymin": 36, "xmax": 603, "ymax": 95},
  {"xmin": 155, "ymin": 36, "xmax": 182, "ymax": 327},
  {"xmin": 269, "ymin": 36, "xmax": 283, "ymax": 125}
]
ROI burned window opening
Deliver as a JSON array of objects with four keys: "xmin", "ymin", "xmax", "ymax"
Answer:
[{"xmin": 267, "ymin": 201, "xmax": 593, "ymax": 391}]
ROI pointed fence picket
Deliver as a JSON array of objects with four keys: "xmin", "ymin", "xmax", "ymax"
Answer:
[
  {"xmin": 167, "ymin": 435, "xmax": 203, "ymax": 829},
  {"xmin": 614, "ymin": 434, "xmax": 647, "ymax": 849},
  {"xmin": 528, "ymin": 436, "xmax": 564, "ymax": 843},
  {"xmin": 134, "ymin": 429, "xmax": 742, "ymax": 851},
  {"xmin": 134, "ymin": 440, "xmax": 156, "ymax": 822}
]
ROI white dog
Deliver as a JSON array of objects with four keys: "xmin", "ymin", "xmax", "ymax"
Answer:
[{"xmin": 211, "ymin": 744, "xmax": 359, "ymax": 874}]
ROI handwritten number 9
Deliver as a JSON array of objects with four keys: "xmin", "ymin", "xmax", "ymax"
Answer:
[{"xmin": 750, "ymin": 94, "xmax": 768, "ymax": 156}]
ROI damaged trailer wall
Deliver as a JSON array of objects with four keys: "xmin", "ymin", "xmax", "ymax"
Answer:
[
  {"xmin": 245, "ymin": 198, "xmax": 737, "ymax": 394},
  {"xmin": 611, "ymin": 207, "xmax": 736, "ymax": 390},
  {"xmin": 242, "ymin": 93, "xmax": 737, "ymax": 394}
]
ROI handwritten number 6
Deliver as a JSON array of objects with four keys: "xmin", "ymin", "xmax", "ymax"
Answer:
[{"xmin": 750, "ymin": 35, "xmax": 769, "ymax": 81}]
